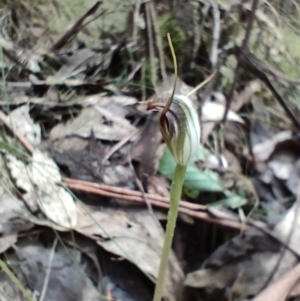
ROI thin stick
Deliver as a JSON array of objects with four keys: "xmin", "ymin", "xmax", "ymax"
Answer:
[
  {"xmin": 49, "ymin": 1, "xmax": 102, "ymax": 51},
  {"xmin": 63, "ymin": 177, "xmax": 207, "ymax": 211},
  {"xmin": 222, "ymin": 0, "xmax": 260, "ymax": 122},
  {"xmin": 63, "ymin": 179, "xmax": 247, "ymax": 230}
]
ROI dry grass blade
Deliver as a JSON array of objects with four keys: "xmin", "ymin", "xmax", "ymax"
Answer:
[
  {"xmin": 186, "ymin": 70, "xmax": 217, "ymax": 98},
  {"xmin": 39, "ymin": 238, "xmax": 58, "ymax": 301},
  {"xmin": 0, "ymin": 259, "xmax": 34, "ymax": 301}
]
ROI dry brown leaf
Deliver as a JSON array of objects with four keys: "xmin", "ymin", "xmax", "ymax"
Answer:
[
  {"xmin": 251, "ymin": 263, "xmax": 300, "ymax": 301},
  {"xmin": 52, "ymin": 48, "xmax": 96, "ymax": 79},
  {"xmin": 253, "ymin": 131, "xmax": 292, "ymax": 162},
  {"xmin": 185, "ymin": 201, "xmax": 300, "ymax": 301},
  {"xmin": 201, "ymin": 92, "xmax": 245, "ymax": 143},
  {"xmin": 0, "ymin": 195, "xmax": 33, "ymax": 237},
  {"xmin": 84, "ymin": 94, "xmax": 137, "ymax": 108},
  {"xmin": 0, "ymin": 234, "xmax": 17, "ymax": 254},
  {"xmin": 6, "ymin": 150, "xmax": 77, "ymax": 229},
  {"xmin": 287, "ymin": 159, "xmax": 300, "ymax": 195},
  {"xmin": 231, "ymin": 80, "xmax": 261, "ymax": 111},
  {"xmin": 8, "ymin": 105, "xmax": 41, "ymax": 146},
  {"xmin": 250, "ymin": 96, "xmax": 272, "ymax": 148},
  {"xmin": 50, "ymin": 106, "xmax": 137, "ymax": 142},
  {"xmin": 268, "ymin": 160, "xmax": 293, "ymax": 180},
  {"xmin": 201, "ymin": 92, "xmax": 244, "ymax": 123},
  {"xmin": 75, "ymin": 203, "xmax": 184, "ymax": 298},
  {"xmin": 9, "ymin": 242, "xmax": 102, "ymax": 301},
  {"xmin": 0, "ymin": 158, "xmax": 34, "ymax": 240},
  {"xmin": 130, "ymin": 114, "xmax": 164, "ymax": 180}
]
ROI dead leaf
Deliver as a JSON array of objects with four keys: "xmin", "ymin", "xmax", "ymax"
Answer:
[
  {"xmin": 147, "ymin": 174, "xmax": 170, "ymax": 198},
  {"xmin": 185, "ymin": 201, "xmax": 300, "ymax": 301},
  {"xmin": 8, "ymin": 105, "xmax": 41, "ymax": 146},
  {"xmin": 50, "ymin": 106, "xmax": 137, "ymax": 142},
  {"xmin": 201, "ymin": 92, "xmax": 245, "ymax": 143},
  {"xmin": 6, "ymin": 150, "xmax": 77, "ymax": 229},
  {"xmin": 231, "ymin": 80, "xmax": 261, "ymax": 111},
  {"xmin": 0, "ymin": 195, "xmax": 33, "ymax": 237},
  {"xmin": 202, "ymin": 99, "xmax": 244, "ymax": 124},
  {"xmin": 257, "ymin": 138, "xmax": 300, "ymax": 198},
  {"xmin": 289, "ymin": 278, "xmax": 300, "ymax": 298},
  {"xmin": 250, "ymin": 96, "xmax": 272, "ymax": 147},
  {"xmin": 84, "ymin": 94, "xmax": 137, "ymax": 109},
  {"xmin": 0, "ymin": 234, "xmax": 17, "ymax": 253},
  {"xmin": 52, "ymin": 48, "xmax": 97, "ymax": 79},
  {"xmin": 130, "ymin": 113, "xmax": 164, "ymax": 181},
  {"xmin": 75, "ymin": 203, "xmax": 184, "ymax": 298},
  {"xmin": 268, "ymin": 160, "xmax": 293, "ymax": 180},
  {"xmin": 9, "ymin": 241, "xmax": 102, "ymax": 301},
  {"xmin": 0, "ymin": 158, "xmax": 34, "ymax": 243},
  {"xmin": 251, "ymin": 263, "xmax": 300, "ymax": 301},
  {"xmin": 253, "ymin": 131, "xmax": 292, "ymax": 162},
  {"xmin": 51, "ymin": 134, "xmax": 135, "ymax": 185},
  {"xmin": 287, "ymin": 159, "xmax": 300, "ymax": 195}
]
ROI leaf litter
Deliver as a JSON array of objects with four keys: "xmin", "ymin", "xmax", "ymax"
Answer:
[
  {"xmin": 6, "ymin": 150, "xmax": 77, "ymax": 229},
  {"xmin": 50, "ymin": 98, "xmax": 137, "ymax": 142},
  {"xmin": 1, "ymin": 1, "xmax": 300, "ymax": 301}
]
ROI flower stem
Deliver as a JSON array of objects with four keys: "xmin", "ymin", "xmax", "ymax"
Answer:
[{"xmin": 153, "ymin": 163, "xmax": 187, "ymax": 301}]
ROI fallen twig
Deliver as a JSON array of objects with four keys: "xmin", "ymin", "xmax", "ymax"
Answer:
[
  {"xmin": 237, "ymin": 47, "xmax": 300, "ymax": 130},
  {"xmin": 49, "ymin": 1, "xmax": 103, "ymax": 52},
  {"xmin": 63, "ymin": 177, "xmax": 250, "ymax": 230},
  {"xmin": 223, "ymin": 0, "xmax": 259, "ymax": 122}
]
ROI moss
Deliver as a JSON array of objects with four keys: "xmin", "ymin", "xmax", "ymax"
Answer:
[{"xmin": 159, "ymin": 14, "xmax": 187, "ymax": 66}]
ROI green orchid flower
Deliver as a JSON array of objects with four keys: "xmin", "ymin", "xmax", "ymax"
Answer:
[{"xmin": 147, "ymin": 94, "xmax": 201, "ymax": 166}]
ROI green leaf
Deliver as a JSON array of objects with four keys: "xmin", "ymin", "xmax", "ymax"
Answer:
[
  {"xmin": 158, "ymin": 146, "xmax": 177, "ymax": 177},
  {"xmin": 184, "ymin": 165, "xmax": 224, "ymax": 194},
  {"xmin": 209, "ymin": 194, "xmax": 247, "ymax": 209},
  {"xmin": 158, "ymin": 146, "xmax": 224, "ymax": 197}
]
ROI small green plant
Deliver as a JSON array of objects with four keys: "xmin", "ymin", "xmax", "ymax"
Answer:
[
  {"xmin": 147, "ymin": 33, "xmax": 201, "ymax": 301},
  {"xmin": 159, "ymin": 15, "xmax": 187, "ymax": 66}
]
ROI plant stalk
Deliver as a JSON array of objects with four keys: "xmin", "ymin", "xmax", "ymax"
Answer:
[{"xmin": 153, "ymin": 163, "xmax": 187, "ymax": 301}]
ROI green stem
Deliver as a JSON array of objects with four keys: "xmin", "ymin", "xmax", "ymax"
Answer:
[{"xmin": 153, "ymin": 163, "xmax": 187, "ymax": 301}]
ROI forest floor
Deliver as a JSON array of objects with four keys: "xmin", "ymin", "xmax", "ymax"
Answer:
[{"xmin": 1, "ymin": 1, "xmax": 300, "ymax": 301}]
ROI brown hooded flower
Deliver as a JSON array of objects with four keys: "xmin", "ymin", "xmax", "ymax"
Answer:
[{"xmin": 147, "ymin": 94, "xmax": 201, "ymax": 166}]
